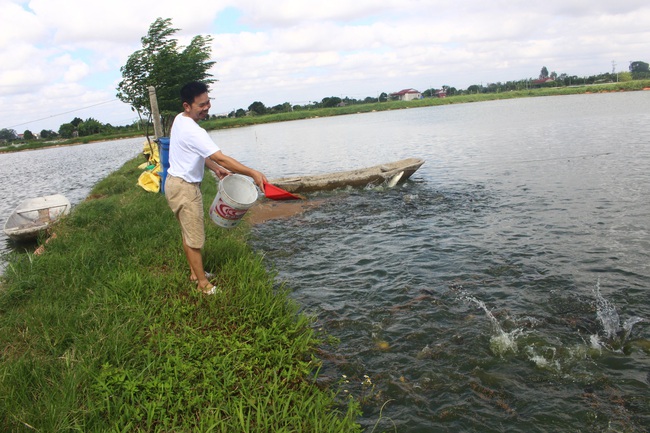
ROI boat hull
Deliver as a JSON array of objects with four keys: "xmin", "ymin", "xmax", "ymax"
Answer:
[
  {"xmin": 269, "ymin": 158, "xmax": 425, "ymax": 193},
  {"xmin": 3, "ymin": 194, "xmax": 71, "ymax": 242}
]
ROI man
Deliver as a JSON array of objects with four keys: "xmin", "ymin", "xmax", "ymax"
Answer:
[{"xmin": 165, "ymin": 81, "xmax": 268, "ymax": 294}]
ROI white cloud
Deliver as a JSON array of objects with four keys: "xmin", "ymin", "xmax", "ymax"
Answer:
[
  {"xmin": 1, "ymin": 0, "xmax": 649, "ymax": 132},
  {"xmin": 236, "ymin": 0, "xmax": 409, "ymax": 26},
  {"xmin": 0, "ymin": 1, "xmax": 47, "ymax": 45},
  {"xmin": 63, "ymin": 62, "xmax": 91, "ymax": 83}
]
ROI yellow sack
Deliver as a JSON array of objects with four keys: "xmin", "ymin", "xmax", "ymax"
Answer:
[
  {"xmin": 137, "ymin": 170, "xmax": 161, "ymax": 193},
  {"xmin": 142, "ymin": 139, "xmax": 160, "ymax": 165}
]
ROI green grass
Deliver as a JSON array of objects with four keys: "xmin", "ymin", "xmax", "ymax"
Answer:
[
  {"xmin": 0, "ymin": 159, "xmax": 361, "ymax": 432},
  {"xmin": 0, "ymin": 130, "xmax": 148, "ymax": 153}
]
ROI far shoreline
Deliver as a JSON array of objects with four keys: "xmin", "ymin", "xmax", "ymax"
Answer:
[{"xmin": 3, "ymin": 81, "xmax": 649, "ymax": 154}]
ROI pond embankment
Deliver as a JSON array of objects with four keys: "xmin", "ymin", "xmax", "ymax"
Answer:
[{"xmin": 0, "ymin": 158, "xmax": 360, "ymax": 432}]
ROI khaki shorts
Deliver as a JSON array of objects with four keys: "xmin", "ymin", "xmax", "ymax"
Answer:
[{"xmin": 165, "ymin": 175, "xmax": 205, "ymax": 249}]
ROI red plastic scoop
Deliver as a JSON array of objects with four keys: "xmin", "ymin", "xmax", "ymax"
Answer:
[{"xmin": 263, "ymin": 182, "xmax": 301, "ymax": 200}]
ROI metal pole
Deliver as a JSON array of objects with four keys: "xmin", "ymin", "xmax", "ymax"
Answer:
[{"xmin": 148, "ymin": 86, "xmax": 164, "ymax": 139}]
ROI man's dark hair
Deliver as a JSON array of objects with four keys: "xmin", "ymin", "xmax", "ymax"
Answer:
[{"xmin": 180, "ymin": 82, "xmax": 209, "ymax": 105}]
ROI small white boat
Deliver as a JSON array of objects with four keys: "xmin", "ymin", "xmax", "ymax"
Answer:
[{"xmin": 3, "ymin": 194, "xmax": 71, "ymax": 242}]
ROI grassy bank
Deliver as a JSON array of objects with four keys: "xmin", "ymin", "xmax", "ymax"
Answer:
[
  {"xmin": 0, "ymin": 130, "xmax": 147, "ymax": 153},
  {"xmin": 0, "ymin": 159, "xmax": 361, "ymax": 432}
]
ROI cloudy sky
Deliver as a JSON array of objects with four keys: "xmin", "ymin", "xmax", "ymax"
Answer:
[{"xmin": 1, "ymin": 0, "xmax": 649, "ymax": 134}]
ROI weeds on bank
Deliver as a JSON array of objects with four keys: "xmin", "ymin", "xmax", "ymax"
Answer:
[{"xmin": 0, "ymin": 158, "xmax": 361, "ymax": 432}]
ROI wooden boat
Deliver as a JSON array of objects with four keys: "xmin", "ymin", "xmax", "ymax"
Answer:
[
  {"xmin": 3, "ymin": 194, "xmax": 71, "ymax": 242},
  {"xmin": 269, "ymin": 158, "xmax": 425, "ymax": 193}
]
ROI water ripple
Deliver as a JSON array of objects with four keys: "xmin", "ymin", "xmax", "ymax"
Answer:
[{"xmin": 251, "ymin": 92, "xmax": 650, "ymax": 432}]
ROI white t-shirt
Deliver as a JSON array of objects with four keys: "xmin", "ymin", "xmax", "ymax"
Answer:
[{"xmin": 168, "ymin": 113, "xmax": 220, "ymax": 183}]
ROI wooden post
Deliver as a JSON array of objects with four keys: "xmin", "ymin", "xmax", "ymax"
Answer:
[{"xmin": 148, "ymin": 86, "xmax": 164, "ymax": 139}]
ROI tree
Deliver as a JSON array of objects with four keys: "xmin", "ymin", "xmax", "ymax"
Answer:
[
  {"xmin": 618, "ymin": 72, "xmax": 633, "ymax": 82},
  {"xmin": 629, "ymin": 61, "xmax": 649, "ymax": 73},
  {"xmin": 77, "ymin": 118, "xmax": 102, "ymax": 136},
  {"xmin": 321, "ymin": 96, "xmax": 342, "ymax": 108},
  {"xmin": 379, "ymin": 92, "xmax": 388, "ymax": 102},
  {"xmin": 58, "ymin": 123, "xmax": 75, "ymax": 139},
  {"xmin": 444, "ymin": 86, "xmax": 458, "ymax": 96},
  {"xmin": 40, "ymin": 129, "xmax": 57, "ymax": 139},
  {"xmin": 23, "ymin": 130, "xmax": 35, "ymax": 140},
  {"xmin": 117, "ymin": 17, "xmax": 216, "ymax": 136},
  {"xmin": 629, "ymin": 61, "xmax": 650, "ymax": 79},
  {"xmin": 540, "ymin": 66, "xmax": 549, "ymax": 79},
  {"xmin": 0, "ymin": 128, "xmax": 17, "ymax": 141},
  {"xmin": 248, "ymin": 101, "xmax": 267, "ymax": 115},
  {"xmin": 270, "ymin": 102, "xmax": 292, "ymax": 113}
]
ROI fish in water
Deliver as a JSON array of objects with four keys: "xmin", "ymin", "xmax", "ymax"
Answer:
[{"xmin": 387, "ymin": 171, "xmax": 404, "ymax": 188}]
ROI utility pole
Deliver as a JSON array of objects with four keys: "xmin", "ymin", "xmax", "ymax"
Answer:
[{"xmin": 148, "ymin": 86, "xmax": 163, "ymax": 139}]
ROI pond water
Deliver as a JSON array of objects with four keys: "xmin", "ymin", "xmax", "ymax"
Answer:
[
  {"xmin": 0, "ymin": 138, "xmax": 143, "ymax": 270},
  {"xmin": 231, "ymin": 92, "xmax": 650, "ymax": 432},
  {"xmin": 2, "ymin": 92, "xmax": 649, "ymax": 431}
]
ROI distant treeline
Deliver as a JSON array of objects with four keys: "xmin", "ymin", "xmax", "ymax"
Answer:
[
  {"xmin": 0, "ymin": 116, "xmax": 148, "ymax": 146},
  {"xmin": 2, "ymin": 61, "xmax": 648, "ymax": 147},
  {"xmin": 223, "ymin": 61, "xmax": 650, "ymax": 118}
]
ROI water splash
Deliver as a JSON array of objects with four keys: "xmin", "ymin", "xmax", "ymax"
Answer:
[
  {"xmin": 592, "ymin": 280, "xmax": 645, "ymax": 350},
  {"xmin": 525, "ymin": 346, "xmax": 561, "ymax": 371},
  {"xmin": 461, "ymin": 294, "xmax": 523, "ymax": 356},
  {"xmin": 593, "ymin": 281, "xmax": 620, "ymax": 340},
  {"xmin": 589, "ymin": 334, "xmax": 604, "ymax": 351},
  {"xmin": 621, "ymin": 317, "xmax": 645, "ymax": 342}
]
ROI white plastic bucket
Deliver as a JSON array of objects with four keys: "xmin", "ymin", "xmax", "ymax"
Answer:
[{"xmin": 209, "ymin": 174, "xmax": 258, "ymax": 228}]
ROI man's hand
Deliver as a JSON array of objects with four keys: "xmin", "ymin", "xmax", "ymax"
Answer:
[
  {"xmin": 250, "ymin": 170, "xmax": 269, "ymax": 193},
  {"xmin": 211, "ymin": 164, "xmax": 231, "ymax": 180},
  {"xmin": 208, "ymin": 151, "xmax": 267, "ymax": 192},
  {"xmin": 205, "ymin": 157, "xmax": 231, "ymax": 179}
]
